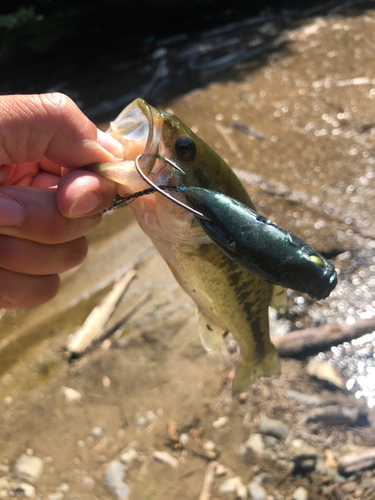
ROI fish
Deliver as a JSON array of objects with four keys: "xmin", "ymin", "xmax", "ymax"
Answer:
[
  {"xmin": 180, "ymin": 187, "xmax": 337, "ymax": 300},
  {"xmin": 87, "ymin": 98, "xmax": 283, "ymax": 395}
]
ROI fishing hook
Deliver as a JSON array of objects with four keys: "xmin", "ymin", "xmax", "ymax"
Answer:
[{"xmin": 135, "ymin": 154, "xmax": 211, "ymax": 221}]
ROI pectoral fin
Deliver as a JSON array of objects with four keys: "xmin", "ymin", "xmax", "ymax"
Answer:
[
  {"xmin": 232, "ymin": 345, "xmax": 280, "ymax": 396},
  {"xmin": 198, "ymin": 309, "xmax": 226, "ymax": 353}
]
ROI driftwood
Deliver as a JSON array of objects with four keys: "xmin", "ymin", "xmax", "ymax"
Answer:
[
  {"xmin": 65, "ymin": 270, "xmax": 136, "ymax": 356},
  {"xmin": 302, "ymin": 405, "xmax": 368, "ymax": 427},
  {"xmin": 338, "ymin": 448, "xmax": 375, "ymax": 475},
  {"xmin": 273, "ymin": 317, "xmax": 375, "ymax": 358},
  {"xmin": 199, "ymin": 462, "xmax": 217, "ymax": 500}
]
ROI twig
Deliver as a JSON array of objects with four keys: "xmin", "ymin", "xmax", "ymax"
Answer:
[
  {"xmin": 273, "ymin": 317, "xmax": 375, "ymax": 358},
  {"xmin": 65, "ymin": 270, "xmax": 136, "ymax": 356},
  {"xmin": 215, "ymin": 123, "xmax": 238, "ymax": 154},
  {"xmin": 199, "ymin": 462, "xmax": 217, "ymax": 500}
]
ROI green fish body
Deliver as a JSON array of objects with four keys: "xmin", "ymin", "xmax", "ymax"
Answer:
[{"xmin": 88, "ymin": 98, "xmax": 281, "ymax": 394}]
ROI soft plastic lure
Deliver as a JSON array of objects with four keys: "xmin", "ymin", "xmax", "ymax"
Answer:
[{"xmin": 180, "ymin": 186, "xmax": 337, "ymax": 300}]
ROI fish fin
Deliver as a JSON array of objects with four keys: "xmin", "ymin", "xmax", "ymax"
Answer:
[
  {"xmin": 232, "ymin": 345, "xmax": 281, "ymax": 396},
  {"xmin": 270, "ymin": 285, "xmax": 287, "ymax": 311},
  {"xmin": 198, "ymin": 309, "xmax": 226, "ymax": 353}
]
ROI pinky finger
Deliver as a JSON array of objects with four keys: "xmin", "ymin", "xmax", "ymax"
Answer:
[{"xmin": 0, "ymin": 268, "xmax": 60, "ymax": 309}]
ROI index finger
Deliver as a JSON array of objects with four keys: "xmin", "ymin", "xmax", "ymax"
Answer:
[{"xmin": 0, "ymin": 93, "xmax": 124, "ymax": 167}]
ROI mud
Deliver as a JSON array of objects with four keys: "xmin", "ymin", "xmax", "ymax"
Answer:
[{"xmin": 1, "ymin": 3, "xmax": 375, "ymax": 499}]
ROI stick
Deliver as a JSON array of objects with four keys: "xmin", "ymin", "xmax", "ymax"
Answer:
[
  {"xmin": 199, "ymin": 462, "xmax": 217, "ymax": 500},
  {"xmin": 273, "ymin": 317, "xmax": 375, "ymax": 358},
  {"xmin": 338, "ymin": 448, "xmax": 375, "ymax": 474},
  {"xmin": 65, "ymin": 270, "xmax": 136, "ymax": 356}
]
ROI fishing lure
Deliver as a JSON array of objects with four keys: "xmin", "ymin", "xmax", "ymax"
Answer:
[{"xmin": 180, "ymin": 186, "xmax": 337, "ymax": 300}]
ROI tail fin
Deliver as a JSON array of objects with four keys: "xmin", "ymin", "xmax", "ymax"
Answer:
[{"xmin": 232, "ymin": 346, "xmax": 281, "ymax": 396}]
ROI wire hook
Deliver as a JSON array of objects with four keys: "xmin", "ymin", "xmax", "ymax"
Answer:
[{"xmin": 135, "ymin": 154, "xmax": 211, "ymax": 221}]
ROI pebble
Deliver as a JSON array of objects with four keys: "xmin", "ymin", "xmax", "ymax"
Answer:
[
  {"xmin": 292, "ymin": 486, "xmax": 308, "ymax": 500},
  {"xmin": 15, "ymin": 455, "xmax": 43, "ymax": 481},
  {"xmin": 105, "ymin": 460, "xmax": 130, "ymax": 500},
  {"xmin": 120, "ymin": 449, "xmax": 138, "ymax": 464},
  {"xmin": 306, "ymin": 359, "xmax": 345, "ymax": 389},
  {"xmin": 91, "ymin": 426, "xmax": 104, "ymax": 437},
  {"xmin": 248, "ymin": 481, "xmax": 267, "ymax": 500},
  {"xmin": 14, "ymin": 483, "xmax": 35, "ymax": 498},
  {"xmin": 341, "ymin": 481, "xmax": 357, "ymax": 494},
  {"xmin": 4, "ymin": 396, "xmax": 13, "ymax": 405},
  {"xmin": 263, "ymin": 436, "xmax": 278, "ymax": 448},
  {"xmin": 57, "ymin": 483, "xmax": 70, "ymax": 493},
  {"xmin": 47, "ymin": 493, "xmax": 64, "ymax": 500},
  {"xmin": 259, "ymin": 415, "xmax": 290, "ymax": 440},
  {"xmin": 179, "ymin": 433, "xmax": 189, "ymax": 446},
  {"xmin": 246, "ymin": 434, "xmax": 266, "ymax": 456},
  {"xmin": 293, "ymin": 444, "xmax": 318, "ymax": 473},
  {"xmin": 61, "ymin": 386, "xmax": 82, "ymax": 402},
  {"xmin": 219, "ymin": 477, "xmax": 241, "ymax": 494},
  {"xmin": 286, "ymin": 390, "xmax": 322, "ymax": 405},
  {"xmin": 212, "ymin": 416, "xmax": 228, "ymax": 429},
  {"xmin": 82, "ymin": 476, "xmax": 94, "ymax": 488},
  {"xmin": 153, "ymin": 451, "xmax": 178, "ymax": 469}
]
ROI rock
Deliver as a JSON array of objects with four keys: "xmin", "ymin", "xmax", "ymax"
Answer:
[
  {"xmin": 82, "ymin": 476, "xmax": 94, "ymax": 488},
  {"xmin": 246, "ymin": 434, "xmax": 266, "ymax": 456},
  {"xmin": 218, "ymin": 477, "xmax": 241, "ymax": 494},
  {"xmin": 248, "ymin": 481, "xmax": 267, "ymax": 500},
  {"xmin": 212, "ymin": 416, "xmax": 228, "ymax": 429},
  {"xmin": 341, "ymin": 481, "xmax": 357, "ymax": 494},
  {"xmin": 263, "ymin": 436, "xmax": 278, "ymax": 448},
  {"xmin": 306, "ymin": 359, "xmax": 345, "ymax": 389},
  {"xmin": 105, "ymin": 460, "xmax": 130, "ymax": 500},
  {"xmin": 293, "ymin": 444, "xmax": 318, "ymax": 473},
  {"xmin": 153, "ymin": 451, "xmax": 178, "ymax": 469},
  {"xmin": 179, "ymin": 433, "xmax": 189, "ymax": 446},
  {"xmin": 91, "ymin": 426, "xmax": 104, "ymax": 437},
  {"xmin": 4, "ymin": 396, "xmax": 13, "ymax": 405},
  {"xmin": 292, "ymin": 486, "xmax": 308, "ymax": 500},
  {"xmin": 14, "ymin": 483, "xmax": 35, "ymax": 498},
  {"xmin": 120, "ymin": 449, "xmax": 138, "ymax": 464},
  {"xmin": 57, "ymin": 483, "xmax": 70, "ymax": 493},
  {"xmin": 259, "ymin": 415, "xmax": 290, "ymax": 440},
  {"xmin": 47, "ymin": 493, "xmax": 64, "ymax": 500},
  {"xmin": 286, "ymin": 390, "xmax": 322, "ymax": 405},
  {"xmin": 15, "ymin": 455, "xmax": 43, "ymax": 481},
  {"xmin": 61, "ymin": 386, "xmax": 82, "ymax": 402}
]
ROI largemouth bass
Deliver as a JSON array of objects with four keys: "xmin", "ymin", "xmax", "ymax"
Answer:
[{"xmin": 88, "ymin": 98, "xmax": 283, "ymax": 395}]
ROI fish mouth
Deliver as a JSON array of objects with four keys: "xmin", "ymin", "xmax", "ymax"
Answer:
[{"xmin": 86, "ymin": 98, "xmax": 162, "ymax": 185}]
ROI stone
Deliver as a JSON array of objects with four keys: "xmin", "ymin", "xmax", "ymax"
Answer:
[
  {"xmin": 263, "ymin": 436, "xmax": 278, "ymax": 448},
  {"xmin": 120, "ymin": 449, "xmax": 138, "ymax": 464},
  {"xmin": 293, "ymin": 445, "xmax": 318, "ymax": 473},
  {"xmin": 218, "ymin": 477, "xmax": 241, "ymax": 494},
  {"xmin": 15, "ymin": 455, "xmax": 43, "ymax": 481},
  {"xmin": 306, "ymin": 359, "xmax": 345, "ymax": 389},
  {"xmin": 246, "ymin": 434, "xmax": 266, "ymax": 456},
  {"xmin": 153, "ymin": 451, "xmax": 178, "ymax": 469},
  {"xmin": 47, "ymin": 493, "xmax": 64, "ymax": 500},
  {"xmin": 292, "ymin": 486, "xmax": 308, "ymax": 500},
  {"xmin": 91, "ymin": 427, "xmax": 104, "ymax": 437},
  {"xmin": 14, "ymin": 483, "xmax": 35, "ymax": 498},
  {"xmin": 286, "ymin": 390, "xmax": 322, "ymax": 405},
  {"xmin": 248, "ymin": 481, "xmax": 267, "ymax": 500},
  {"xmin": 105, "ymin": 460, "xmax": 130, "ymax": 500},
  {"xmin": 341, "ymin": 481, "xmax": 357, "ymax": 494},
  {"xmin": 259, "ymin": 415, "xmax": 290, "ymax": 440},
  {"xmin": 57, "ymin": 483, "xmax": 70, "ymax": 492},
  {"xmin": 61, "ymin": 386, "xmax": 82, "ymax": 402},
  {"xmin": 212, "ymin": 416, "xmax": 228, "ymax": 429}
]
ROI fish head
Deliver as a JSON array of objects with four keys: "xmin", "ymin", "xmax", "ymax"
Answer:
[{"xmin": 88, "ymin": 99, "xmax": 252, "ymax": 243}]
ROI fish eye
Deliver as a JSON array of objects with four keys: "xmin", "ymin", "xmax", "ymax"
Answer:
[{"xmin": 175, "ymin": 137, "xmax": 197, "ymax": 162}]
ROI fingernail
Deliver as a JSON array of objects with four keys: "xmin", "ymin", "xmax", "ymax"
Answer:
[
  {"xmin": 0, "ymin": 194, "xmax": 25, "ymax": 226},
  {"xmin": 69, "ymin": 192, "xmax": 100, "ymax": 217},
  {"xmin": 97, "ymin": 129, "xmax": 124, "ymax": 159}
]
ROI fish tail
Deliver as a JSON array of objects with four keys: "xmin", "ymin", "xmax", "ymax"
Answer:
[{"xmin": 232, "ymin": 346, "xmax": 280, "ymax": 396}]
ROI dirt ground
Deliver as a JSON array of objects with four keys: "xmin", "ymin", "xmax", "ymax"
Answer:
[{"xmin": 1, "ymin": 3, "xmax": 375, "ymax": 500}]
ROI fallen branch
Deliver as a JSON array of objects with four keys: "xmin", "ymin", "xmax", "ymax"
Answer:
[
  {"xmin": 65, "ymin": 270, "xmax": 136, "ymax": 356},
  {"xmin": 273, "ymin": 317, "xmax": 375, "ymax": 358},
  {"xmin": 338, "ymin": 448, "xmax": 375, "ymax": 475},
  {"xmin": 199, "ymin": 462, "xmax": 217, "ymax": 500}
]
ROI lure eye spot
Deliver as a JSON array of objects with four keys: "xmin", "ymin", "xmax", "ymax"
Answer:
[
  {"xmin": 175, "ymin": 137, "xmax": 197, "ymax": 162},
  {"xmin": 309, "ymin": 255, "xmax": 326, "ymax": 269}
]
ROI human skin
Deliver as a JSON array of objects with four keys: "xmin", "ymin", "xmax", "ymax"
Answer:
[{"xmin": 0, "ymin": 93, "xmax": 124, "ymax": 309}]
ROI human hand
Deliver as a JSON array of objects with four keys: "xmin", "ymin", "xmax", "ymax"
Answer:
[{"xmin": 0, "ymin": 93, "xmax": 124, "ymax": 309}]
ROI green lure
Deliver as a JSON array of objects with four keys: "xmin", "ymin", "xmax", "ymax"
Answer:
[{"xmin": 182, "ymin": 187, "xmax": 337, "ymax": 300}]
